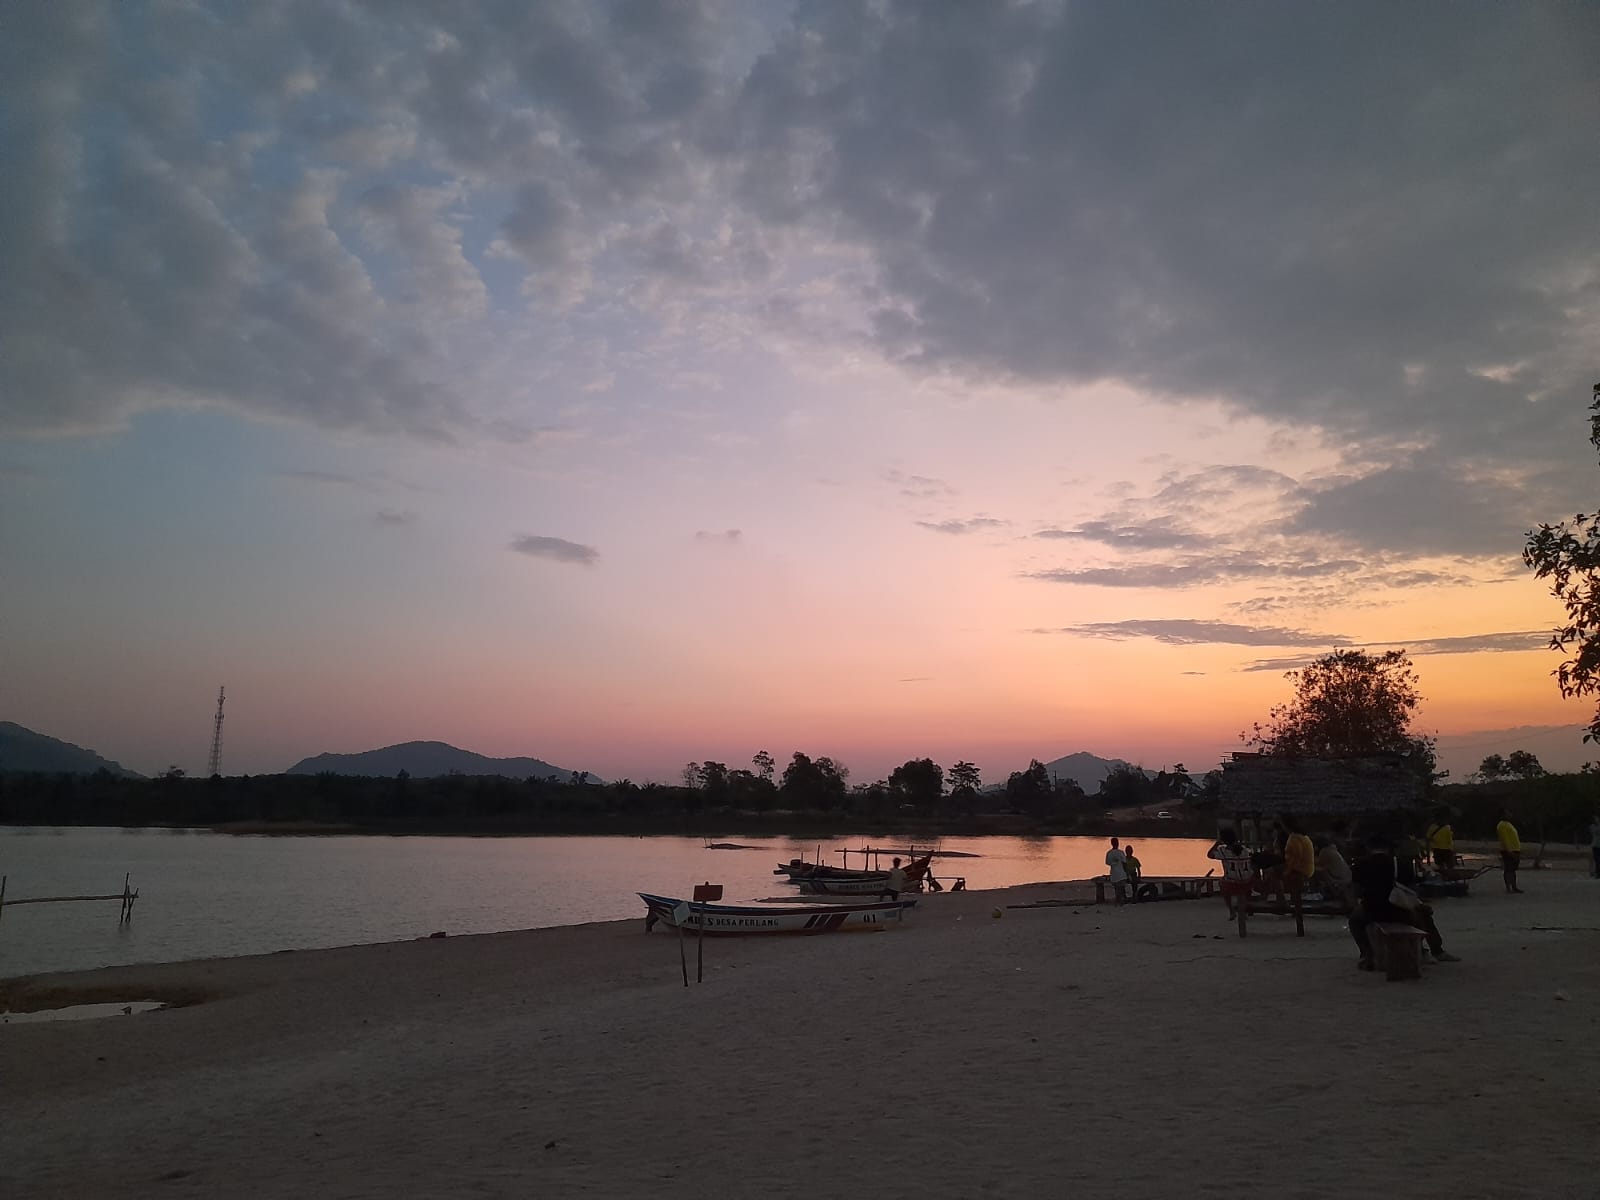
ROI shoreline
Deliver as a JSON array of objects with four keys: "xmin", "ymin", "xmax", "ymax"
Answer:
[
  {"xmin": 2, "ymin": 813, "xmax": 1217, "ymax": 839},
  {"xmin": 6, "ymin": 871, "xmax": 1597, "ymax": 1196}
]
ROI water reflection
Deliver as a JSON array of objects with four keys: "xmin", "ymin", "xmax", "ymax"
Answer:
[{"xmin": 0, "ymin": 828, "xmax": 1215, "ymax": 977}]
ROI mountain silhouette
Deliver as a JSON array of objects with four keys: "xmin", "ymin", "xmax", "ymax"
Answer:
[
  {"xmin": 1040, "ymin": 750, "xmax": 1149, "ymax": 794},
  {"xmin": 0, "ymin": 722, "xmax": 144, "ymax": 778},
  {"xmin": 285, "ymin": 740, "xmax": 600, "ymax": 783}
]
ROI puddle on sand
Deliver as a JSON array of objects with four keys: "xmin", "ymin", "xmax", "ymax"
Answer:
[{"xmin": 1, "ymin": 1001, "xmax": 166, "ymax": 1025}]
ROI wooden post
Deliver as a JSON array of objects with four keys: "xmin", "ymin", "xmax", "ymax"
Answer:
[
  {"xmin": 1, "ymin": 873, "xmax": 6, "ymax": 923},
  {"xmin": 1292, "ymin": 879, "xmax": 1304, "ymax": 938},
  {"xmin": 678, "ymin": 907, "xmax": 689, "ymax": 988}
]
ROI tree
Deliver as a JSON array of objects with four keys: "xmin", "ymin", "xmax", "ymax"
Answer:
[
  {"xmin": 1476, "ymin": 754, "xmax": 1508, "ymax": 782},
  {"xmin": 1505, "ymin": 750, "xmax": 1545, "ymax": 780},
  {"xmin": 752, "ymin": 750, "xmax": 775, "ymax": 782},
  {"xmin": 1525, "ymin": 383, "xmax": 1600, "ymax": 741},
  {"xmin": 1099, "ymin": 764, "xmax": 1154, "ymax": 808},
  {"xmin": 1005, "ymin": 759, "xmax": 1052, "ymax": 816},
  {"xmin": 887, "ymin": 758, "xmax": 944, "ymax": 809},
  {"xmin": 1244, "ymin": 648, "xmax": 1435, "ymax": 774},
  {"xmin": 780, "ymin": 752, "xmax": 847, "ymax": 810},
  {"xmin": 947, "ymin": 760, "xmax": 982, "ymax": 798},
  {"xmin": 697, "ymin": 761, "xmax": 730, "ymax": 805}
]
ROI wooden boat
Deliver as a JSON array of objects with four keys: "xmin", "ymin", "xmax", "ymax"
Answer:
[
  {"xmin": 638, "ymin": 892, "xmax": 916, "ymax": 935},
  {"xmin": 775, "ymin": 852, "xmax": 934, "ymax": 883},
  {"xmin": 796, "ymin": 874, "xmax": 909, "ymax": 896}
]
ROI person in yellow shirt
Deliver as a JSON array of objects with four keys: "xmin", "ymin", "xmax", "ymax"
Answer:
[
  {"xmin": 1279, "ymin": 817, "xmax": 1316, "ymax": 930},
  {"xmin": 1496, "ymin": 810, "xmax": 1524, "ymax": 894},
  {"xmin": 1284, "ymin": 821, "xmax": 1316, "ymax": 886},
  {"xmin": 1424, "ymin": 814, "xmax": 1456, "ymax": 872}
]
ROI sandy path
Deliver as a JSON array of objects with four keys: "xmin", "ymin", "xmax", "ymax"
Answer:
[{"xmin": 4, "ymin": 875, "xmax": 1597, "ymax": 1199}]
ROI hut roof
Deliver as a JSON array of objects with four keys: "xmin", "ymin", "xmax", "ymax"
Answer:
[{"xmin": 1219, "ymin": 752, "xmax": 1425, "ymax": 816}]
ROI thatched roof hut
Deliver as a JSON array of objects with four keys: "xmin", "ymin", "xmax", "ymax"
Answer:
[{"xmin": 1219, "ymin": 751, "xmax": 1426, "ymax": 820}]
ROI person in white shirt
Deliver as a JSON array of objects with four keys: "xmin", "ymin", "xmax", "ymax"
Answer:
[
  {"xmin": 1208, "ymin": 829, "xmax": 1254, "ymax": 918},
  {"xmin": 880, "ymin": 857, "xmax": 908, "ymax": 900},
  {"xmin": 1105, "ymin": 837, "xmax": 1129, "ymax": 905}
]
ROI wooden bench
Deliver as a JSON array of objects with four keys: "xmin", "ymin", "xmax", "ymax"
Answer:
[{"xmin": 1369, "ymin": 922, "xmax": 1427, "ymax": 981}]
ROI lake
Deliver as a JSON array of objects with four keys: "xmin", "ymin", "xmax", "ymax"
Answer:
[{"xmin": 0, "ymin": 827, "xmax": 1215, "ymax": 977}]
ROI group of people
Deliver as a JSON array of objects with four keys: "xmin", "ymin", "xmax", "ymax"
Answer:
[
  {"xmin": 1103, "ymin": 837, "xmax": 1155, "ymax": 904},
  {"xmin": 1205, "ymin": 819, "xmax": 1462, "ymax": 970}
]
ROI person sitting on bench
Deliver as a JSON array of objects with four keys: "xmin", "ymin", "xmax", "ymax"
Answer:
[
  {"xmin": 1313, "ymin": 838, "xmax": 1354, "ymax": 911},
  {"xmin": 1349, "ymin": 832, "xmax": 1460, "ymax": 970}
]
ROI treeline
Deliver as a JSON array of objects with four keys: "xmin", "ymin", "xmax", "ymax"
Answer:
[
  {"xmin": 0, "ymin": 751, "xmax": 1210, "ymax": 833},
  {"xmin": 1439, "ymin": 773, "xmax": 1598, "ymax": 844}
]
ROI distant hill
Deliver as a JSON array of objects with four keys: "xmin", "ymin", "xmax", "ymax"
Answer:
[
  {"xmin": 1041, "ymin": 751, "xmax": 1148, "ymax": 795},
  {"xmin": 285, "ymin": 740, "xmax": 600, "ymax": 783},
  {"xmin": 0, "ymin": 722, "xmax": 144, "ymax": 778}
]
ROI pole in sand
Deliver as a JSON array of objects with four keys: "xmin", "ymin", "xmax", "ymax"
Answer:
[{"xmin": 673, "ymin": 899, "xmax": 692, "ymax": 986}]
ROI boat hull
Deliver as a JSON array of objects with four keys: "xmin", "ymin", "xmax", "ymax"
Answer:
[
  {"xmin": 638, "ymin": 892, "xmax": 915, "ymax": 935},
  {"xmin": 795, "ymin": 875, "xmax": 904, "ymax": 896}
]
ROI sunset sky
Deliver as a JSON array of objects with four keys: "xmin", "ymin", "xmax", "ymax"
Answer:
[{"xmin": 4, "ymin": 2, "xmax": 1597, "ymax": 784}]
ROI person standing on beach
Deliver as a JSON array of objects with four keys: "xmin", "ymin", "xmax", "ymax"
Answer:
[
  {"xmin": 1105, "ymin": 837, "xmax": 1129, "ymax": 904},
  {"xmin": 1208, "ymin": 829, "xmax": 1253, "ymax": 918},
  {"xmin": 1496, "ymin": 810, "xmax": 1524, "ymax": 893},
  {"xmin": 1425, "ymin": 814, "xmax": 1457, "ymax": 872},
  {"xmin": 880, "ymin": 857, "xmax": 908, "ymax": 901}
]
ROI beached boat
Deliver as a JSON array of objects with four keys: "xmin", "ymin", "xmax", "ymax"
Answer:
[
  {"xmin": 795, "ymin": 875, "xmax": 909, "ymax": 896},
  {"xmin": 638, "ymin": 892, "xmax": 916, "ymax": 935}
]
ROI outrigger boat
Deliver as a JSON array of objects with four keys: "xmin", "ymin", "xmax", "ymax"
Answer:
[
  {"xmin": 639, "ymin": 892, "xmax": 916, "ymax": 935},
  {"xmin": 796, "ymin": 874, "xmax": 910, "ymax": 896},
  {"xmin": 774, "ymin": 851, "xmax": 935, "ymax": 884}
]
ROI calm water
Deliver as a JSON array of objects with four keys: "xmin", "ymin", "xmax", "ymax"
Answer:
[{"xmin": 0, "ymin": 827, "xmax": 1213, "ymax": 978}]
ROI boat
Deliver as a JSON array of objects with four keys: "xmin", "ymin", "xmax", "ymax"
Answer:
[
  {"xmin": 774, "ymin": 852, "xmax": 934, "ymax": 883},
  {"xmin": 795, "ymin": 875, "xmax": 910, "ymax": 896},
  {"xmin": 638, "ymin": 892, "xmax": 916, "ymax": 935}
]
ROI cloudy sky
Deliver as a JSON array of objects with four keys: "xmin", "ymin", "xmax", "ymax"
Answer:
[{"xmin": 4, "ymin": 1, "xmax": 1597, "ymax": 782}]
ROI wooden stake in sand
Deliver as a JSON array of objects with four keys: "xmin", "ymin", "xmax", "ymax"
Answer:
[{"xmin": 673, "ymin": 900, "xmax": 692, "ymax": 987}]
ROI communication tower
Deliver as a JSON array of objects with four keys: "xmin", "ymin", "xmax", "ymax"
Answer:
[{"xmin": 206, "ymin": 686, "xmax": 226, "ymax": 778}]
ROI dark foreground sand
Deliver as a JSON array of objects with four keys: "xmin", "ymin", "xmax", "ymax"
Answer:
[{"xmin": 4, "ymin": 871, "xmax": 1597, "ymax": 1199}]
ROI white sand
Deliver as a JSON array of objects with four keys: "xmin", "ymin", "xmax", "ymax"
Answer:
[{"xmin": 4, "ymin": 871, "xmax": 1597, "ymax": 1199}]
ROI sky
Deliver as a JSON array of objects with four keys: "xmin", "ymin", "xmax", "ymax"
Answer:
[{"xmin": 3, "ymin": 1, "xmax": 1598, "ymax": 785}]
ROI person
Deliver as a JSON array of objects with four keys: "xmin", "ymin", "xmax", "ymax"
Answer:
[
  {"xmin": 1496, "ymin": 810, "xmax": 1524, "ymax": 893},
  {"xmin": 1313, "ymin": 838, "xmax": 1354, "ymax": 910},
  {"xmin": 1105, "ymin": 837, "xmax": 1129, "ymax": 904},
  {"xmin": 880, "ymin": 857, "xmax": 908, "ymax": 901},
  {"xmin": 1348, "ymin": 834, "xmax": 1460, "ymax": 969},
  {"xmin": 1424, "ymin": 813, "xmax": 1457, "ymax": 872},
  {"xmin": 1283, "ymin": 818, "xmax": 1315, "ymax": 899},
  {"xmin": 1207, "ymin": 828, "xmax": 1254, "ymax": 919},
  {"xmin": 1589, "ymin": 813, "xmax": 1600, "ymax": 879},
  {"xmin": 1123, "ymin": 843, "xmax": 1143, "ymax": 902}
]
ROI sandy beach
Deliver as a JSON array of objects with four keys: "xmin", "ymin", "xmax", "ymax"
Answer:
[{"xmin": 5, "ymin": 869, "xmax": 1597, "ymax": 1199}]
